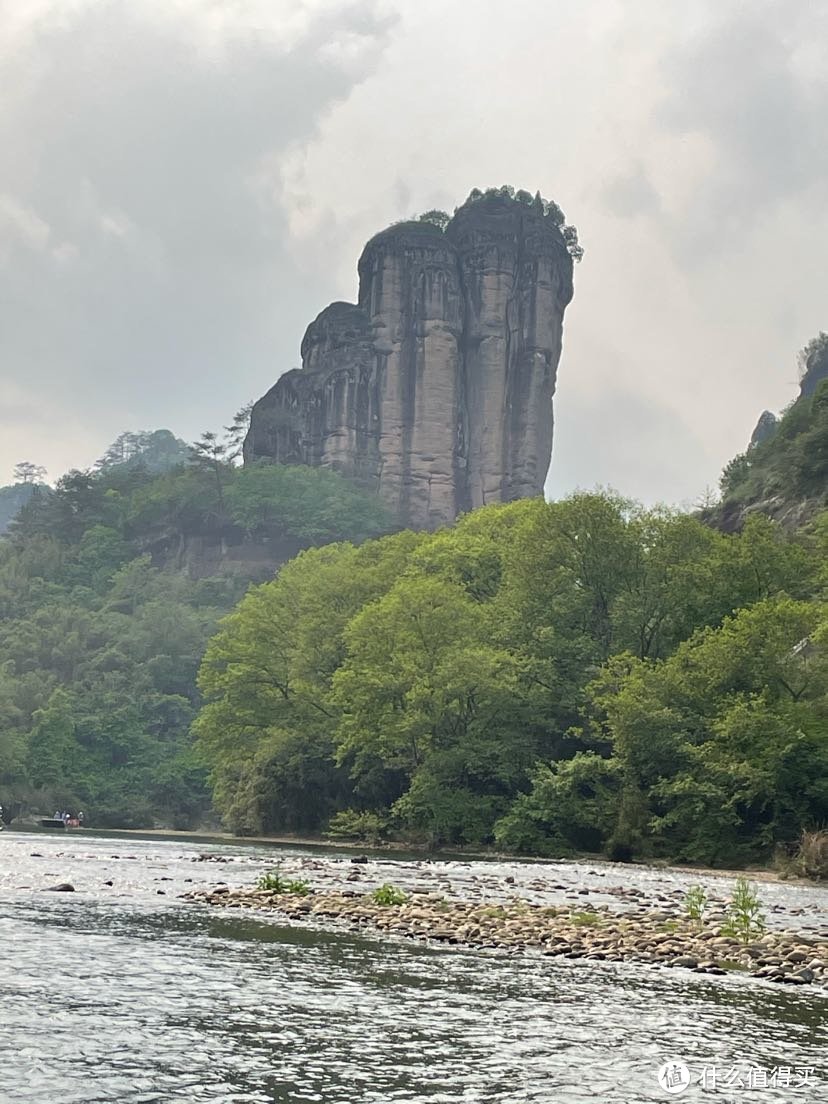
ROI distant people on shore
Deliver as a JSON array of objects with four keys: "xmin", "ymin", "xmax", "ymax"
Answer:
[{"xmin": 53, "ymin": 809, "xmax": 83, "ymax": 827}]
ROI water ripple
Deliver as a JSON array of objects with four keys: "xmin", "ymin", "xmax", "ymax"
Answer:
[{"xmin": 0, "ymin": 830, "xmax": 825, "ymax": 1102}]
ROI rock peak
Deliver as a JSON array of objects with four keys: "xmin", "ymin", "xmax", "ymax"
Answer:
[{"xmin": 244, "ymin": 189, "xmax": 576, "ymax": 528}]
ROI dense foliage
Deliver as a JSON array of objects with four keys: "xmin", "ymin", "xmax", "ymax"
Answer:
[
  {"xmin": 720, "ymin": 372, "xmax": 828, "ymax": 514},
  {"xmin": 401, "ymin": 186, "xmax": 583, "ymax": 261},
  {"xmin": 0, "ymin": 483, "xmax": 41, "ymax": 535},
  {"xmin": 458, "ymin": 185, "xmax": 584, "ymax": 261},
  {"xmin": 95, "ymin": 429, "xmax": 190, "ymax": 474},
  {"xmin": 0, "ymin": 438, "xmax": 391, "ymax": 827},
  {"xmin": 195, "ymin": 492, "xmax": 827, "ymax": 865}
]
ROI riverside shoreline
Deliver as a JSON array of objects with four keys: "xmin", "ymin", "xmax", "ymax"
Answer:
[
  {"xmin": 185, "ymin": 881, "xmax": 828, "ymax": 991},
  {"xmin": 81, "ymin": 825, "xmax": 821, "ymax": 888}
]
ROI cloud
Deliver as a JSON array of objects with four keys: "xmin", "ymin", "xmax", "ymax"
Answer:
[
  {"xmin": 547, "ymin": 383, "xmax": 711, "ymax": 508},
  {"xmin": 659, "ymin": 4, "xmax": 828, "ymax": 210},
  {"xmin": 600, "ymin": 166, "xmax": 661, "ymax": 220},
  {"xmin": 1, "ymin": 0, "xmax": 826, "ymax": 508},
  {"xmin": 618, "ymin": 2, "xmax": 828, "ymax": 262},
  {"xmin": 0, "ymin": 0, "xmax": 395, "ymax": 480},
  {"xmin": 0, "ymin": 193, "xmax": 51, "ymax": 257}
]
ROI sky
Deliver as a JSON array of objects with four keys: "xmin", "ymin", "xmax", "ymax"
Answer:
[{"xmin": 1, "ymin": 0, "xmax": 827, "ymax": 506}]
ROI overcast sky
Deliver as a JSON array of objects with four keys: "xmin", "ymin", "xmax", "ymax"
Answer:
[{"xmin": 1, "ymin": 0, "xmax": 826, "ymax": 506}]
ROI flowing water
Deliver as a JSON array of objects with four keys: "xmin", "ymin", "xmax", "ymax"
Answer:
[{"xmin": 0, "ymin": 829, "xmax": 825, "ymax": 1103}]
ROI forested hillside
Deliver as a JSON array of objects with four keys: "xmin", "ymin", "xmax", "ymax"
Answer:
[
  {"xmin": 195, "ymin": 493, "xmax": 828, "ymax": 866},
  {"xmin": 5, "ymin": 363, "xmax": 827, "ymax": 865},
  {"xmin": 717, "ymin": 338, "xmax": 828, "ymax": 529},
  {"xmin": 0, "ymin": 461, "xmax": 50, "ymax": 535},
  {"xmin": 0, "ymin": 436, "xmax": 391, "ymax": 827},
  {"xmin": 0, "ymin": 484, "xmax": 39, "ymax": 535}
]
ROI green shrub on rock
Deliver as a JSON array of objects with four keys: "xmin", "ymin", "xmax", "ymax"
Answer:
[
  {"xmin": 372, "ymin": 884, "xmax": 407, "ymax": 906},
  {"xmin": 722, "ymin": 878, "xmax": 765, "ymax": 944},
  {"xmin": 684, "ymin": 885, "xmax": 708, "ymax": 924},
  {"xmin": 256, "ymin": 869, "xmax": 311, "ymax": 895}
]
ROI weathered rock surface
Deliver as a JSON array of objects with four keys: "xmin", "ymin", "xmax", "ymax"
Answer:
[
  {"xmin": 244, "ymin": 192, "xmax": 575, "ymax": 528},
  {"xmin": 799, "ymin": 341, "xmax": 828, "ymax": 399},
  {"xmin": 749, "ymin": 409, "xmax": 779, "ymax": 448}
]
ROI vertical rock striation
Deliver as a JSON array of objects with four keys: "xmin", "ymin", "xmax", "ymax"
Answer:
[
  {"xmin": 447, "ymin": 195, "xmax": 573, "ymax": 509},
  {"xmin": 356, "ymin": 221, "xmax": 465, "ymax": 526},
  {"xmin": 244, "ymin": 191, "xmax": 575, "ymax": 528}
]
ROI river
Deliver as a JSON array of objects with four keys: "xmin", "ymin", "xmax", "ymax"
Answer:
[{"xmin": 0, "ymin": 829, "xmax": 825, "ymax": 1103}]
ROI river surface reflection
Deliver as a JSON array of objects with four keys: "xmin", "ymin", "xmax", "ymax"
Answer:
[{"xmin": 0, "ymin": 830, "xmax": 824, "ymax": 1102}]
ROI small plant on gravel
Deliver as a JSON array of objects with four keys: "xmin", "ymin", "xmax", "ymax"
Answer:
[
  {"xmin": 685, "ymin": 885, "xmax": 708, "ymax": 925},
  {"xmin": 257, "ymin": 869, "xmax": 289, "ymax": 892},
  {"xmin": 717, "ymin": 959, "xmax": 749, "ymax": 972},
  {"xmin": 285, "ymin": 878, "xmax": 311, "ymax": 896},
  {"xmin": 257, "ymin": 870, "xmax": 312, "ymax": 895},
  {"xmin": 721, "ymin": 877, "xmax": 765, "ymax": 945},
  {"xmin": 372, "ymin": 883, "xmax": 407, "ymax": 906},
  {"xmin": 569, "ymin": 911, "xmax": 602, "ymax": 927}
]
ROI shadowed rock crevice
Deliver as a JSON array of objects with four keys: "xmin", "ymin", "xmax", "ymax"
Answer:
[{"xmin": 244, "ymin": 191, "xmax": 575, "ymax": 528}]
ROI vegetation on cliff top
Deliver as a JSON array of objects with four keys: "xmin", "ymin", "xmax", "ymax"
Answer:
[
  {"xmin": 455, "ymin": 185, "xmax": 583, "ymax": 261},
  {"xmin": 393, "ymin": 185, "xmax": 583, "ymax": 261}
]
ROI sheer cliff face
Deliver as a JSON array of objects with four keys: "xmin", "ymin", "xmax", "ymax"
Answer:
[
  {"xmin": 244, "ymin": 194, "xmax": 574, "ymax": 528},
  {"xmin": 356, "ymin": 222, "xmax": 465, "ymax": 525},
  {"xmin": 446, "ymin": 199, "xmax": 573, "ymax": 509}
]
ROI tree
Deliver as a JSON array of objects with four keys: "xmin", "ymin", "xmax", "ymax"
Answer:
[
  {"xmin": 188, "ymin": 431, "xmax": 233, "ymax": 514},
  {"xmin": 26, "ymin": 690, "xmax": 81, "ymax": 791},
  {"xmin": 194, "ymin": 531, "xmax": 426, "ymax": 832},
  {"xmin": 95, "ymin": 433, "xmax": 143, "ymax": 470},
  {"xmin": 416, "ymin": 210, "xmax": 450, "ymax": 231},
  {"xmin": 562, "ymin": 224, "xmax": 584, "ymax": 262},
  {"xmin": 458, "ymin": 187, "xmax": 583, "ymax": 259},
  {"xmin": 181, "ymin": 488, "xmax": 826, "ymax": 858},
  {"xmin": 13, "ymin": 461, "xmax": 47, "ymax": 485},
  {"xmin": 720, "ymin": 451, "xmax": 751, "ymax": 497},
  {"xmin": 224, "ymin": 402, "xmax": 255, "ymax": 460},
  {"xmin": 225, "ymin": 462, "xmax": 391, "ymax": 544},
  {"xmin": 585, "ymin": 598, "xmax": 828, "ymax": 863},
  {"xmin": 495, "ymin": 753, "xmax": 623, "ymax": 855},
  {"xmin": 333, "ymin": 574, "xmax": 533, "ymax": 844},
  {"xmin": 96, "ymin": 430, "xmax": 189, "ymax": 474}
]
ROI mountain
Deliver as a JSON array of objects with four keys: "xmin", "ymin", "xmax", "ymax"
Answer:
[
  {"xmin": 243, "ymin": 187, "xmax": 578, "ymax": 529},
  {"xmin": 714, "ymin": 338, "xmax": 828, "ymax": 532}
]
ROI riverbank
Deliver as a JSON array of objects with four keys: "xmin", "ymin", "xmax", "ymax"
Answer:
[
  {"xmin": 94, "ymin": 825, "xmax": 823, "ymax": 888},
  {"xmin": 186, "ymin": 880, "xmax": 828, "ymax": 991}
]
